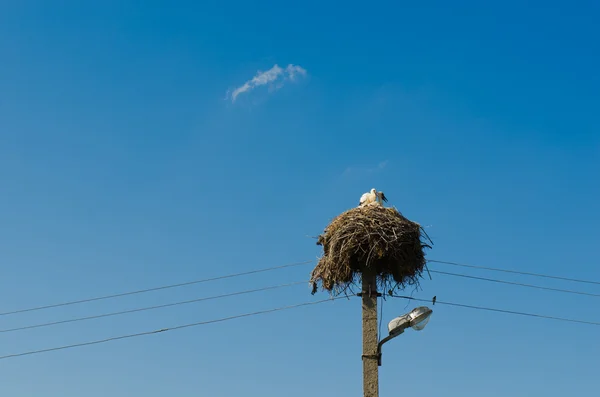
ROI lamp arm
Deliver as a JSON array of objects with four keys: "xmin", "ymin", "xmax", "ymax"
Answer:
[{"xmin": 376, "ymin": 332, "xmax": 403, "ymax": 366}]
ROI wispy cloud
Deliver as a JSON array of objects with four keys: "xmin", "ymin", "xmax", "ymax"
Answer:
[
  {"xmin": 342, "ymin": 160, "xmax": 389, "ymax": 178},
  {"xmin": 228, "ymin": 64, "xmax": 307, "ymax": 103}
]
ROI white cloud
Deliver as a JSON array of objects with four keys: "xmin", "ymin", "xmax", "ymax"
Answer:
[
  {"xmin": 229, "ymin": 63, "xmax": 307, "ymax": 103},
  {"xmin": 285, "ymin": 64, "xmax": 307, "ymax": 81},
  {"xmin": 342, "ymin": 160, "xmax": 389, "ymax": 178}
]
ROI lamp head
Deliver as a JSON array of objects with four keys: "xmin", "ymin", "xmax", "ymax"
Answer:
[
  {"xmin": 387, "ymin": 306, "xmax": 432, "ymax": 336},
  {"xmin": 408, "ymin": 306, "xmax": 433, "ymax": 331}
]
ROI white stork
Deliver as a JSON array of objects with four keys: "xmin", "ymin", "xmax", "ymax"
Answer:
[
  {"xmin": 359, "ymin": 188, "xmax": 378, "ymax": 206},
  {"xmin": 377, "ymin": 191, "xmax": 388, "ymax": 205}
]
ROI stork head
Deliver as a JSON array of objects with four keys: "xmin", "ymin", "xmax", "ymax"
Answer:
[{"xmin": 371, "ymin": 188, "xmax": 376, "ymax": 193}]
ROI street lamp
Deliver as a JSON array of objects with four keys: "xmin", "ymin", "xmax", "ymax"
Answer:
[{"xmin": 376, "ymin": 306, "xmax": 433, "ymax": 366}]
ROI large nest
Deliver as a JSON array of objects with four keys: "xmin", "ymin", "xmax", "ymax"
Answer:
[{"xmin": 310, "ymin": 203, "xmax": 432, "ymax": 296}]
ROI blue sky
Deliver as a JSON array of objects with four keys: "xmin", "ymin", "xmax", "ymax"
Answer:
[{"xmin": 1, "ymin": 1, "xmax": 599, "ymax": 395}]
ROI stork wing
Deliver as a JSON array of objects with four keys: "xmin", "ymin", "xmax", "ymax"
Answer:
[
  {"xmin": 359, "ymin": 192, "xmax": 368, "ymax": 205},
  {"xmin": 380, "ymin": 192, "xmax": 388, "ymax": 202}
]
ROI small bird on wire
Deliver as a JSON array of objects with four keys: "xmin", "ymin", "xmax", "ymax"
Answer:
[{"xmin": 432, "ymin": 296, "xmax": 437, "ymax": 306}]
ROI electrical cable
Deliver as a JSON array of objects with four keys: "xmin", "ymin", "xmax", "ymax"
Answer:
[
  {"xmin": 0, "ymin": 296, "xmax": 345, "ymax": 361},
  {"xmin": 378, "ymin": 296, "xmax": 384, "ymax": 342},
  {"xmin": 391, "ymin": 295, "xmax": 600, "ymax": 326},
  {"xmin": 0, "ymin": 281, "xmax": 307, "ymax": 334},
  {"xmin": 428, "ymin": 260, "xmax": 600, "ymax": 286},
  {"xmin": 3, "ymin": 290, "xmax": 598, "ymax": 361},
  {"xmin": 429, "ymin": 270, "xmax": 600, "ymax": 298},
  {"xmin": 7, "ymin": 258, "xmax": 596, "ymax": 320},
  {"xmin": 0, "ymin": 260, "xmax": 314, "ymax": 317}
]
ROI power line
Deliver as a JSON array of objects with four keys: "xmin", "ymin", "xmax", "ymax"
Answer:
[
  {"xmin": 0, "ymin": 296, "xmax": 345, "ymax": 361},
  {"xmin": 0, "ymin": 260, "xmax": 314, "ymax": 317},
  {"xmin": 0, "ymin": 281, "xmax": 307, "ymax": 334},
  {"xmin": 3, "ymin": 289, "xmax": 598, "ymax": 361},
  {"xmin": 392, "ymin": 295, "xmax": 600, "ymax": 327},
  {"xmin": 8, "ymin": 258, "xmax": 594, "ymax": 320},
  {"xmin": 428, "ymin": 260, "xmax": 600, "ymax": 286},
  {"xmin": 429, "ymin": 270, "xmax": 600, "ymax": 298},
  {"xmin": 378, "ymin": 296, "xmax": 384, "ymax": 342}
]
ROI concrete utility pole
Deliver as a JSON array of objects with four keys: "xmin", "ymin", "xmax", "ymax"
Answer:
[{"xmin": 361, "ymin": 269, "xmax": 379, "ymax": 397}]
